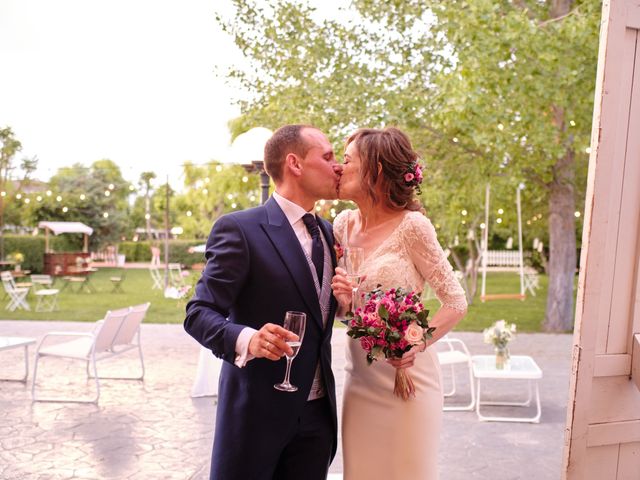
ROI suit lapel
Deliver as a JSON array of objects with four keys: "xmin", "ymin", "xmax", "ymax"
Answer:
[{"xmin": 260, "ymin": 198, "xmax": 323, "ymax": 329}]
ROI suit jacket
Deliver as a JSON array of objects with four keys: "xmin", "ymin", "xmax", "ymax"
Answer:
[{"xmin": 184, "ymin": 197, "xmax": 338, "ymax": 479}]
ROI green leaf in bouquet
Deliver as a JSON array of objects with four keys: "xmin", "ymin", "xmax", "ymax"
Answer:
[{"xmin": 378, "ymin": 304, "xmax": 389, "ymax": 321}]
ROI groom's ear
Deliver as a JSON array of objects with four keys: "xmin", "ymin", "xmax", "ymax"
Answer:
[{"xmin": 285, "ymin": 153, "xmax": 303, "ymax": 178}]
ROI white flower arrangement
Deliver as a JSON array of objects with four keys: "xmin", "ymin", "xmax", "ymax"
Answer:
[{"xmin": 483, "ymin": 320, "xmax": 517, "ymax": 349}]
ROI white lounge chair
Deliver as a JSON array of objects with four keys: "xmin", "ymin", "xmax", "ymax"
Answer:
[
  {"xmin": 1, "ymin": 271, "xmax": 30, "ymax": 311},
  {"xmin": 436, "ymin": 334, "xmax": 476, "ymax": 411},
  {"xmin": 31, "ymin": 303, "xmax": 150, "ymax": 403}
]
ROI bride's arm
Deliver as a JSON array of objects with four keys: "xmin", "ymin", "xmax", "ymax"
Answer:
[{"xmin": 407, "ymin": 214, "xmax": 468, "ymax": 347}]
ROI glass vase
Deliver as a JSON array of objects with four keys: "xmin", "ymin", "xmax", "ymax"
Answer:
[{"xmin": 494, "ymin": 345, "xmax": 510, "ymax": 370}]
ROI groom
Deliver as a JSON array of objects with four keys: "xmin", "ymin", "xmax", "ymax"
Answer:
[{"xmin": 184, "ymin": 124, "xmax": 342, "ymax": 480}]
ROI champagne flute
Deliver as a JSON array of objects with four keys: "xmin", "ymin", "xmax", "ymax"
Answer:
[
  {"xmin": 344, "ymin": 247, "xmax": 365, "ymax": 311},
  {"xmin": 274, "ymin": 311, "xmax": 307, "ymax": 392}
]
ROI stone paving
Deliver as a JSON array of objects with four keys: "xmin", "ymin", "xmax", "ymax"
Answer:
[{"xmin": 0, "ymin": 320, "xmax": 573, "ymax": 479}]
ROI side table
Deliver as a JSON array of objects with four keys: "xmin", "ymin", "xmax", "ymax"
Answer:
[
  {"xmin": 0, "ymin": 336, "xmax": 36, "ymax": 382},
  {"xmin": 471, "ymin": 354, "xmax": 543, "ymax": 423}
]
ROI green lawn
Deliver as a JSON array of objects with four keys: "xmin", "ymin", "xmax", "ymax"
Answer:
[
  {"xmin": 0, "ymin": 269, "xmax": 559, "ymax": 333},
  {"xmin": 0, "ymin": 268, "xmax": 189, "ymax": 324},
  {"xmin": 425, "ymin": 272, "xmax": 552, "ymax": 333}
]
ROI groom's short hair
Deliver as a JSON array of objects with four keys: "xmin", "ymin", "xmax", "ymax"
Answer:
[{"xmin": 264, "ymin": 124, "xmax": 315, "ymax": 183}]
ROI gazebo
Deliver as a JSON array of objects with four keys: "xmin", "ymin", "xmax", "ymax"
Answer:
[{"xmin": 38, "ymin": 221, "xmax": 94, "ymax": 275}]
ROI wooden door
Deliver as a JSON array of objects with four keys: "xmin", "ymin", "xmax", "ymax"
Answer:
[{"xmin": 563, "ymin": 0, "xmax": 640, "ymax": 478}]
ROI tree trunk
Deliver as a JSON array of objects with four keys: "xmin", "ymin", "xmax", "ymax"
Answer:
[
  {"xmin": 543, "ymin": 0, "xmax": 576, "ymax": 332},
  {"xmin": 544, "ymin": 147, "xmax": 576, "ymax": 332}
]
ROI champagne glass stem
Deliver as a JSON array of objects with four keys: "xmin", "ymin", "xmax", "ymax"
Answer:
[
  {"xmin": 283, "ymin": 358, "xmax": 293, "ymax": 387},
  {"xmin": 351, "ymin": 287, "xmax": 358, "ymax": 311}
]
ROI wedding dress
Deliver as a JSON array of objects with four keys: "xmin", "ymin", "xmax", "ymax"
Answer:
[{"xmin": 334, "ymin": 209, "xmax": 467, "ymax": 480}]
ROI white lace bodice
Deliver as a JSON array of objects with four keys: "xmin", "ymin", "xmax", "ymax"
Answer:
[{"xmin": 334, "ymin": 209, "xmax": 467, "ymax": 313}]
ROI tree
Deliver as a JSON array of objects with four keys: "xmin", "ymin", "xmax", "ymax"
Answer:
[
  {"xmin": 26, "ymin": 160, "xmax": 131, "ymax": 249},
  {"xmin": 139, "ymin": 171, "xmax": 157, "ymax": 242},
  {"xmin": 174, "ymin": 161, "xmax": 261, "ymax": 238},
  {"xmin": 0, "ymin": 126, "xmax": 38, "ymax": 257},
  {"xmin": 218, "ymin": 0, "xmax": 599, "ymax": 331}
]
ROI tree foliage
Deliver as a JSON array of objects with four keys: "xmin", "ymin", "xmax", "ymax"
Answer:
[{"xmin": 218, "ymin": 0, "xmax": 600, "ymax": 329}]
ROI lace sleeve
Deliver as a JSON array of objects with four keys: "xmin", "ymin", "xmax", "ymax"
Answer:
[
  {"xmin": 332, "ymin": 209, "xmax": 351, "ymax": 246},
  {"xmin": 404, "ymin": 213, "xmax": 468, "ymax": 313}
]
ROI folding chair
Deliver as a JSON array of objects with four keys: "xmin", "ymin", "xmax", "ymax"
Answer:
[
  {"xmin": 149, "ymin": 266, "xmax": 163, "ymax": 289},
  {"xmin": 1, "ymin": 271, "xmax": 30, "ymax": 311},
  {"xmin": 523, "ymin": 267, "xmax": 540, "ymax": 296},
  {"xmin": 30, "ymin": 274, "xmax": 60, "ymax": 312},
  {"xmin": 110, "ymin": 269, "xmax": 126, "ymax": 293},
  {"xmin": 168, "ymin": 263, "xmax": 187, "ymax": 288},
  {"xmin": 436, "ymin": 334, "xmax": 476, "ymax": 411}
]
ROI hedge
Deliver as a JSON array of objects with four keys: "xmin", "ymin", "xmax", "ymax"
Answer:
[
  {"xmin": 1, "ymin": 234, "xmax": 78, "ymax": 273},
  {"xmin": 118, "ymin": 240, "xmax": 205, "ymax": 266}
]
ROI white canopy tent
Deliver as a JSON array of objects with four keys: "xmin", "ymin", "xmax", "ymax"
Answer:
[{"xmin": 38, "ymin": 221, "xmax": 94, "ymax": 253}]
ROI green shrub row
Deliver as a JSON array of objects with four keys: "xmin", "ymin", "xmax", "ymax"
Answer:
[
  {"xmin": 118, "ymin": 240, "xmax": 205, "ymax": 266},
  {"xmin": 0, "ymin": 234, "xmax": 76, "ymax": 273}
]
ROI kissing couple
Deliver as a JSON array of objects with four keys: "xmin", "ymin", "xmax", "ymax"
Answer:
[{"xmin": 185, "ymin": 124, "xmax": 467, "ymax": 480}]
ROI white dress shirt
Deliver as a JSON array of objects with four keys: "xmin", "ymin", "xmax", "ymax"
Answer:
[{"xmin": 234, "ymin": 192, "xmax": 315, "ymax": 367}]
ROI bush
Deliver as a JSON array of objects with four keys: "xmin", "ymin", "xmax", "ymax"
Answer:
[
  {"xmin": 118, "ymin": 240, "xmax": 204, "ymax": 267},
  {"xmin": 1, "ymin": 234, "xmax": 77, "ymax": 273}
]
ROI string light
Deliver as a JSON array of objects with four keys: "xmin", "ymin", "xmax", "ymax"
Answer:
[
  {"xmin": 46, "ymin": 190, "xmax": 52, "ymax": 196},
  {"xmin": 480, "ymin": 223, "xmax": 486, "ymax": 229},
  {"xmin": 227, "ymin": 194, "xmax": 233, "ymax": 200},
  {"xmin": 144, "ymin": 214, "xmax": 151, "ymax": 220},
  {"xmin": 574, "ymin": 211, "xmax": 581, "ymax": 218},
  {"xmin": 16, "ymin": 193, "xmax": 22, "ymax": 200},
  {"xmin": 0, "ymin": 192, "xmax": 5, "ymax": 197},
  {"xmin": 62, "ymin": 206, "xmax": 68, "ymax": 213},
  {"xmin": 496, "ymin": 218, "xmax": 503, "ymax": 224},
  {"xmin": 242, "ymin": 176, "xmax": 249, "ymax": 183},
  {"xmin": 250, "ymin": 195, "xmax": 256, "ymax": 202},
  {"xmin": 216, "ymin": 166, "xmax": 222, "ymax": 172},
  {"xmin": 497, "ymin": 208, "xmax": 504, "ymax": 214},
  {"xmin": 36, "ymin": 196, "xmax": 42, "ymax": 201},
  {"xmin": 24, "ymin": 198, "xmax": 30, "ymax": 204},
  {"xmin": 186, "ymin": 211, "xmax": 192, "ymax": 217},
  {"xmin": 80, "ymin": 194, "xmax": 86, "ymax": 200},
  {"xmin": 56, "ymin": 196, "xmax": 62, "ymax": 202},
  {"xmin": 202, "ymin": 188, "xmax": 208, "ymax": 195},
  {"xmin": 108, "ymin": 184, "xmax": 114, "ymax": 190},
  {"xmin": 461, "ymin": 209, "xmax": 467, "ymax": 216},
  {"xmin": 103, "ymin": 212, "xmax": 109, "ymax": 218},
  {"xmin": 104, "ymin": 190, "xmax": 111, "ymax": 197},
  {"xmin": 231, "ymin": 203, "xmax": 237, "ymax": 209}
]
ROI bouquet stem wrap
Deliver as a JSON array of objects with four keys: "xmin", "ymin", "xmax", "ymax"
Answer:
[{"xmin": 394, "ymin": 368, "xmax": 416, "ymax": 400}]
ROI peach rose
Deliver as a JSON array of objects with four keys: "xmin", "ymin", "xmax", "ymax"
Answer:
[{"xmin": 404, "ymin": 322, "xmax": 424, "ymax": 344}]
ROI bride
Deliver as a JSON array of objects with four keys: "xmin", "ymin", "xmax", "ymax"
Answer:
[{"xmin": 331, "ymin": 127, "xmax": 468, "ymax": 480}]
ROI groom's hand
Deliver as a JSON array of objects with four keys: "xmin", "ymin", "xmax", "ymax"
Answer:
[{"xmin": 248, "ymin": 323, "xmax": 299, "ymax": 361}]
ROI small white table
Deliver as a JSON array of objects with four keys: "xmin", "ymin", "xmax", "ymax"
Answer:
[
  {"xmin": 0, "ymin": 336, "xmax": 36, "ymax": 382},
  {"xmin": 471, "ymin": 354, "xmax": 543, "ymax": 423}
]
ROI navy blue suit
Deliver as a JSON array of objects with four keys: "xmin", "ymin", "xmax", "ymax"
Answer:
[{"xmin": 184, "ymin": 197, "xmax": 338, "ymax": 480}]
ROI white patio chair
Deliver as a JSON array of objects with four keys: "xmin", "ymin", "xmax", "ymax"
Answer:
[
  {"xmin": 523, "ymin": 267, "xmax": 540, "ymax": 296},
  {"xmin": 30, "ymin": 274, "xmax": 60, "ymax": 312},
  {"xmin": 1, "ymin": 271, "xmax": 30, "ymax": 311},
  {"xmin": 168, "ymin": 263, "xmax": 187, "ymax": 288},
  {"xmin": 31, "ymin": 307, "xmax": 139, "ymax": 403},
  {"xmin": 149, "ymin": 266, "xmax": 163, "ymax": 289},
  {"xmin": 436, "ymin": 334, "xmax": 476, "ymax": 411}
]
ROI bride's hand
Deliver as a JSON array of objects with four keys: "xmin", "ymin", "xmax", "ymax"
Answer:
[
  {"xmin": 387, "ymin": 344, "xmax": 425, "ymax": 369},
  {"xmin": 331, "ymin": 267, "xmax": 363, "ymax": 309}
]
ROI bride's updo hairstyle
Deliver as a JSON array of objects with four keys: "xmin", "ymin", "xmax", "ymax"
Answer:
[{"xmin": 346, "ymin": 127, "xmax": 422, "ymax": 211}]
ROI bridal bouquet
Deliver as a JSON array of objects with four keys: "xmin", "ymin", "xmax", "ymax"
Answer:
[{"xmin": 346, "ymin": 286, "xmax": 434, "ymax": 400}]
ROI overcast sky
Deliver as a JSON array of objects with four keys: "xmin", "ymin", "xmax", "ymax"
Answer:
[{"xmin": 0, "ymin": 0, "xmax": 246, "ymax": 189}]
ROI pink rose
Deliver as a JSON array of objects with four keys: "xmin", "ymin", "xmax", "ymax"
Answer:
[
  {"xmin": 360, "ymin": 336, "xmax": 375, "ymax": 352},
  {"xmin": 404, "ymin": 322, "xmax": 424, "ymax": 344},
  {"xmin": 404, "ymin": 173, "xmax": 415, "ymax": 182}
]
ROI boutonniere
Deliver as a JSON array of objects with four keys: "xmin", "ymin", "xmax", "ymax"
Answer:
[{"xmin": 334, "ymin": 242, "xmax": 344, "ymax": 261}]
